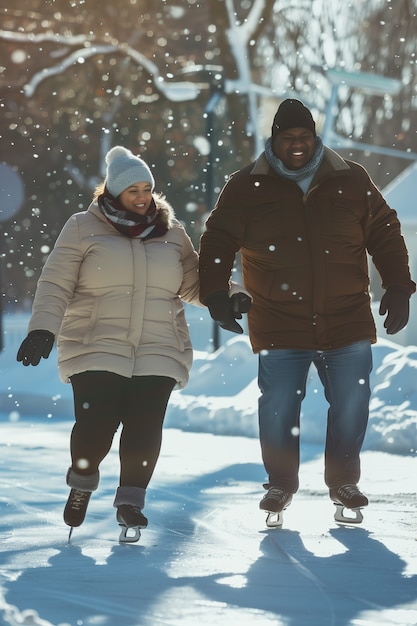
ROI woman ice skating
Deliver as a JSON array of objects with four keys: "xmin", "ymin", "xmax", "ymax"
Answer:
[{"xmin": 17, "ymin": 145, "xmax": 204, "ymax": 542}]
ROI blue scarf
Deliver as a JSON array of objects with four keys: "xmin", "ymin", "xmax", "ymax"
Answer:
[{"xmin": 264, "ymin": 135, "xmax": 325, "ymax": 182}]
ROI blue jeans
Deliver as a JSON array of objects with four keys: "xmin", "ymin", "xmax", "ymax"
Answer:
[{"xmin": 258, "ymin": 341, "xmax": 372, "ymax": 493}]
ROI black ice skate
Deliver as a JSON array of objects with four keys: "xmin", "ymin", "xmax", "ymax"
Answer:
[
  {"xmin": 260, "ymin": 485, "xmax": 293, "ymax": 528},
  {"xmin": 116, "ymin": 505, "xmax": 148, "ymax": 543},
  {"xmin": 64, "ymin": 488, "xmax": 92, "ymax": 540},
  {"xmin": 329, "ymin": 484, "xmax": 368, "ymax": 524},
  {"xmin": 64, "ymin": 468, "xmax": 99, "ymax": 542}
]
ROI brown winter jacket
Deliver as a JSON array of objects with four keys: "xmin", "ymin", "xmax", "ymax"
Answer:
[{"xmin": 199, "ymin": 147, "xmax": 415, "ymax": 353}]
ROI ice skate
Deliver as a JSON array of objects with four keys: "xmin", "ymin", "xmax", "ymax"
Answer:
[
  {"xmin": 260, "ymin": 485, "xmax": 293, "ymax": 528},
  {"xmin": 64, "ymin": 489, "xmax": 92, "ymax": 534},
  {"xmin": 329, "ymin": 484, "xmax": 368, "ymax": 524},
  {"xmin": 64, "ymin": 468, "xmax": 99, "ymax": 541},
  {"xmin": 116, "ymin": 505, "xmax": 148, "ymax": 543}
]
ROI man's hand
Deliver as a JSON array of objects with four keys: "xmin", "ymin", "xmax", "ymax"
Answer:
[
  {"xmin": 379, "ymin": 286, "xmax": 411, "ymax": 335},
  {"xmin": 205, "ymin": 291, "xmax": 251, "ymax": 334}
]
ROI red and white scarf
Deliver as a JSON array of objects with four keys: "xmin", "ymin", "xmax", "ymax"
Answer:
[{"xmin": 98, "ymin": 187, "xmax": 168, "ymax": 239}]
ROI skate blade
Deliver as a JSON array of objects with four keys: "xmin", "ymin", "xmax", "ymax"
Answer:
[
  {"xmin": 67, "ymin": 527, "xmax": 74, "ymax": 543},
  {"xmin": 265, "ymin": 511, "xmax": 284, "ymax": 528},
  {"xmin": 334, "ymin": 504, "xmax": 364, "ymax": 524},
  {"xmin": 119, "ymin": 524, "xmax": 141, "ymax": 543}
]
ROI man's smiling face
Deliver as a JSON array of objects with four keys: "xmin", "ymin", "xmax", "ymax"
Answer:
[{"xmin": 272, "ymin": 127, "xmax": 316, "ymax": 170}]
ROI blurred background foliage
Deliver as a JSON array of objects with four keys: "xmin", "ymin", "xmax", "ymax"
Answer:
[{"xmin": 1, "ymin": 0, "xmax": 417, "ymax": 309}]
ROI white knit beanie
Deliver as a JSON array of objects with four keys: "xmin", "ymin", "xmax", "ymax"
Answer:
[{"xmin": 105, "ymin": 146, "xmax": 155, "ymax": 197}]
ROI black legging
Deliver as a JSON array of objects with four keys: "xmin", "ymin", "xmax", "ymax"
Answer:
[{"xmin": 70, "ymin": 371, "xmax": 176, "ymax": 488}]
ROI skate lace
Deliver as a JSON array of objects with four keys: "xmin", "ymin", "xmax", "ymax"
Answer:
[
  {"xmin": 266, "ymin": 487, "xmax": 290, "ymax": 503},
  {"xmin": 69, "ymin": 489, "xmax": 89, "ymax": 510},
  {"xmin": 117, "ymin": 504, "xmax": 148, "ymax": 527},
  {"xmin": 337, "ymin": 484, "xmax": 360, "ymax": 500}
]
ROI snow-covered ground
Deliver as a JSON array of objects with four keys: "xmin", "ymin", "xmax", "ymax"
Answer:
[{"xmin": 1, "ymin": 309, "xmax": 416, "ymax": 626}]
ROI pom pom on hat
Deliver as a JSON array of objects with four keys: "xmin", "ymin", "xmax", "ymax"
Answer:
[
  {"xmin": 105, "ymin": 146, "xmax": 155, "ymax": 197},
  {"xmin": 272, "ymin": 99, "xmax": 316, "ymax": 137}
]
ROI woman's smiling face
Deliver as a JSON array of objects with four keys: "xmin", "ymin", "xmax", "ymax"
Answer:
[
  {"xmin": 119, "ymin": 182, "xmax": 153, "ymax": 214},
  {"xmin": 272, "ymin": 128, "xmax": 316, "ymax": 170}
]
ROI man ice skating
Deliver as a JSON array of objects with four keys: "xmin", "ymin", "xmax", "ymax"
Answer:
[{"xmin": 199, "ymin": 98, "xmax": 415, "ymax": 526}]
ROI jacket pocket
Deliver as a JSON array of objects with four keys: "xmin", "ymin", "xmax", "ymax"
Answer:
[
  {"xmin": 172, "ymin": 298, "xmax": 190, "ymax": 352},
  {"xmin": 83, "ymin": 293, "xmax": 131, "ymax": 344}
]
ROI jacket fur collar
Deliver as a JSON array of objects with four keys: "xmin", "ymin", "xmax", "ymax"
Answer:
[{"xmin": 89, "ymin": 193, "xmax": 176, "ymax": 230}]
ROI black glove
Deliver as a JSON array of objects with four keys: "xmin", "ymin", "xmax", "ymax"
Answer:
[
  {"xmin": 231, "ymin": 291, "xmax": 252, "ymax": 315},
  {"xmin": 205, "ymin": 291, "xmax": 251, "ymax": 334},
  {"xmin": 17, "ymin": 330, "xmax": 55, "ymax": 366},
  {"xmin": 379, "ymin": 286, "xmax": 410, "ymax": 335}
]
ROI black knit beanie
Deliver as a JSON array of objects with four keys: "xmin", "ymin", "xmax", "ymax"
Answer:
[{"xmin": 272, "ymin": 99, "xmax": 316, "ymax": 136}]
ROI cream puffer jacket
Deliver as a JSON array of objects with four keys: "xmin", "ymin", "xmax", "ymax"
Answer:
[{"xmin": 28, "ymin": 197, "xmax": 201, "ymax": 388}]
